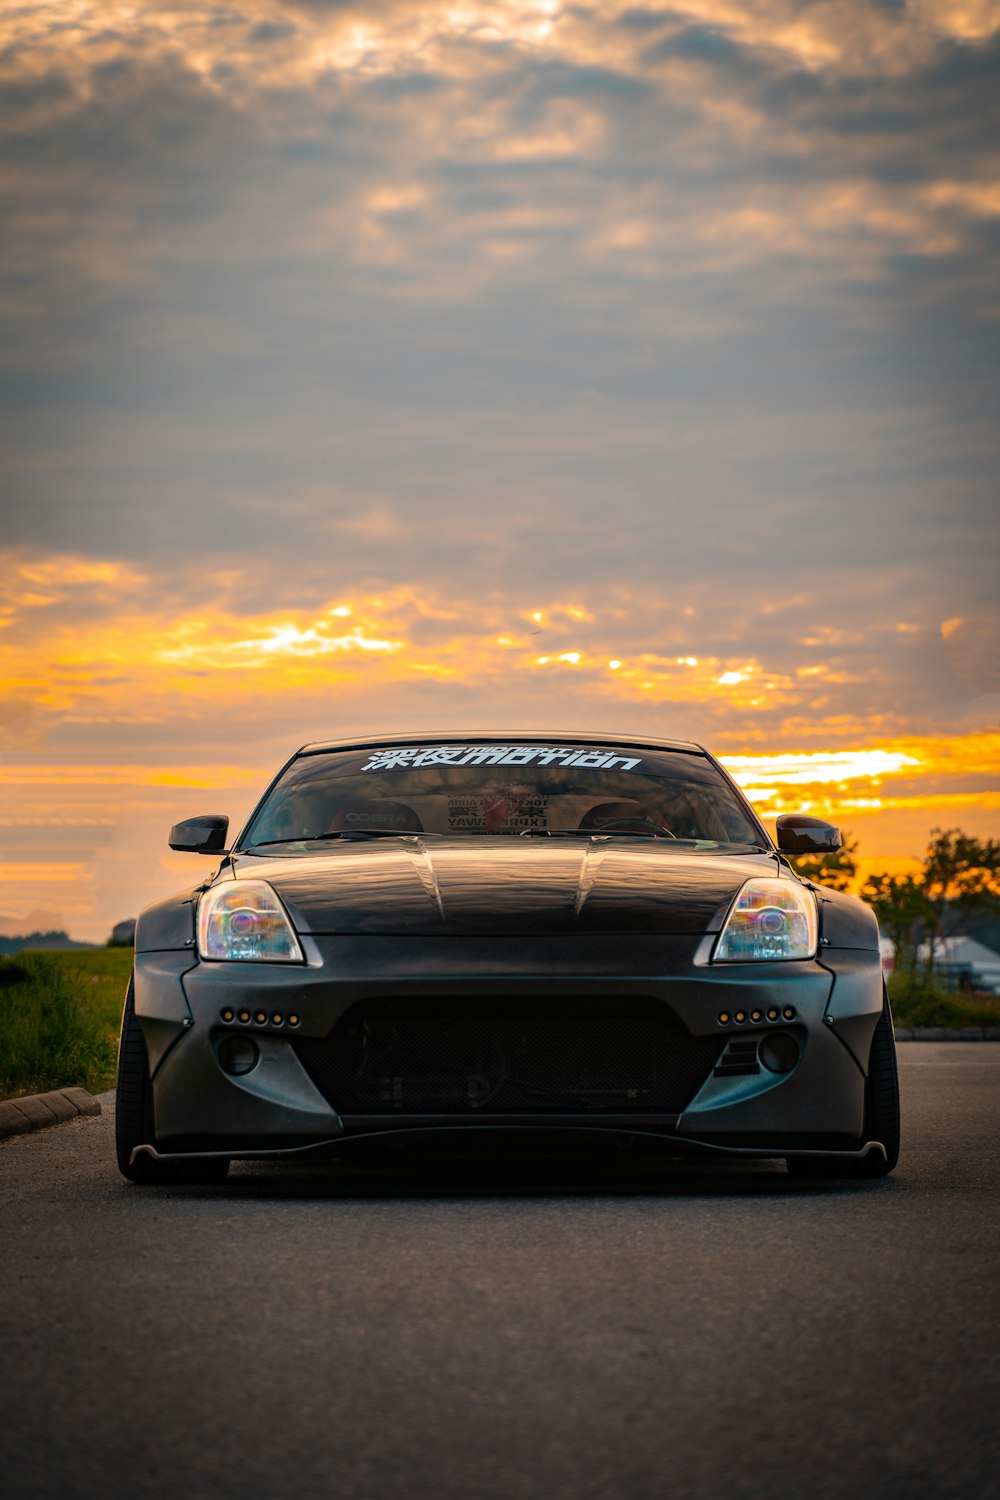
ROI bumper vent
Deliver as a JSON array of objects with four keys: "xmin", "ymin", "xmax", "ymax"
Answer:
[
  {"xmin": 294, "ymin": 997, "xmax": 722, "ymax": 1115},
  {"xmin": 713, "ymin": 1037, "xmax": 761, "ymax": 1078}
]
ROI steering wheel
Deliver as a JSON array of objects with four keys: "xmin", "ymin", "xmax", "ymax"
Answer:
[{"xmin": 593, "ymin": 817, "xmax": 675, "ymax": 837}]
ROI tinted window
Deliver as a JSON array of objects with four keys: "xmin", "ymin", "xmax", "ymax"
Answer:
[{"xmin": 241, "ymin": 742, "xmax": 762, "ymax": 848}]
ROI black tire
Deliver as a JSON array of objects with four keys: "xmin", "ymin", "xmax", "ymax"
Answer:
[
  {"xmin": 787, "ymin": 991, "xmax": 900, "ymax": 1180},
  {"xmin": 115, "ymin": 977, "xmax": 229, "ymax": 1186}
]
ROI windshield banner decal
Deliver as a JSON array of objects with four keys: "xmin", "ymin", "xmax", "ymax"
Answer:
[{"xmin": 361, "ymin": 745, "xmax": 644, "ymax": 773}]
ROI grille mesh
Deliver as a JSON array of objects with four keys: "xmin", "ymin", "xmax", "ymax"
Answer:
[{"xmin": 294, "ymin": 997, "xmax": 722, "ymax": 1114}]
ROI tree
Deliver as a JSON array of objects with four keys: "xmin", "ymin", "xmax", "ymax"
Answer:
[
  {"xmin": 859, "ymin": 872, "xmax": 931, "ymax": 976},
  {"xmin": 921, "ymin": 829, "xmax": 1000, "ymax": 979},
  {"xmin": 787, "ymin": 832, "xmax": 859, "ymax": 893}
]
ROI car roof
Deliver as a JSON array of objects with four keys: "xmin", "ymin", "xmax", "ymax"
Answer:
[{"xmin": 297, "ymin": 730, "xmax": 706, "ymax": 757}]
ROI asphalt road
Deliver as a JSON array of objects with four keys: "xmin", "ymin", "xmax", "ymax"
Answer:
[{"xmin": 2, "ymin": 1044, "xmax": 998, "ymax": 1500}]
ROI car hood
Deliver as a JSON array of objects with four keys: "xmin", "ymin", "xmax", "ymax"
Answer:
[{"xmin": 229, "ymin": 839, "xmax": 781, "ymax": 935}]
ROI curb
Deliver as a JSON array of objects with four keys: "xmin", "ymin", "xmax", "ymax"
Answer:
[
  {"xmin": 895, "ymin": 1028, "xmax": 1000, "ymax": 1042},
  {"xmin": 0, "ymin": 1087, "xmax": 102, "ymax": 1141}
]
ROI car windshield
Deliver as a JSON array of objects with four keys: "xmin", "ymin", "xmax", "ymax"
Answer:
[{"xmin": 240, "ymin": 742, "xmax": 764, "ymax": 849}]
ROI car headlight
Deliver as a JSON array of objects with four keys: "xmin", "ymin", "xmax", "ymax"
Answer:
[
  {"xmin": 713, "ymin": 877, "xmax": 818, "ymax": 962},
  {"xmin": 197, "ymin": 881, "xmax": 303, "ymax": 962}
]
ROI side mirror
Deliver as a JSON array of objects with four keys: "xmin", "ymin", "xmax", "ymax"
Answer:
[
  {"xmin": 775, "ymin": 813, "xmax": 842, "ymax": 855},
  {"xmin": 168, "ymin": 815, "xmax": 230, "ymax": 854}
]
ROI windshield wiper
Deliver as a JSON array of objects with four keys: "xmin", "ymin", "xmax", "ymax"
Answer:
[
  {"xmin": 517, "ymin": 832, "xmax": 769, "ymax": 848},
  {"xmin": 246, "ymin": 830, "xmax": 439, "ymax": 848},
  {"xmin": 516, "ymin": 828, "xmax": 591, "ymax": 837},
  {"xmin": 517, "ymin": 828, "xmax": 682, "ymax": 840}
]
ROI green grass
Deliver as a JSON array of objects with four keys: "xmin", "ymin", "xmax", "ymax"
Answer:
[
  {"xmin": 0, "ymin": 948, "xmax": 133, "ymax": 1101},
  {"xmin": 888, "ymin": 971, "xmax": 1000, "ymax": 1029}
]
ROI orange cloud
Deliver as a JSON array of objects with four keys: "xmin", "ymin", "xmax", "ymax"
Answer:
[
  {"xmin": 0, "ymin": 556, "xmax": 991, "ymax": 756},
  {"xmin": 0, "ymin": 862, "xmax": 87, "ymax": 883}
]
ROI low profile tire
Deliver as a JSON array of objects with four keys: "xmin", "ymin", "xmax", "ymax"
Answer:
[
  {"xmin": 786, "ymin": 990, "xmax": 900, "ymax": 1181},
  {"xmin": 115, "ymin": 977, "xmax": 229, "ymax": 1186}
]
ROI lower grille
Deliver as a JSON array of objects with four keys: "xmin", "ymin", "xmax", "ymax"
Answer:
[{"xmin": 294, "ymin": 997, "xmax": 722, "ymax": 1114}]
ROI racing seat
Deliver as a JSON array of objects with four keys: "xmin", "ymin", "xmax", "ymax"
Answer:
[
  {"xmin": 326, "ymin": 799, "xmax": 424, "ymax": 833},
  {"xmin": 578, "ymin": 799, "xmax": 669, "ymax": 833}
]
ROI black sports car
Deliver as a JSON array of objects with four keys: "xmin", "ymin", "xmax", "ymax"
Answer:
[{"xmin": 116, "ymin": 732, "xmax": 899, "ymax": 1184}]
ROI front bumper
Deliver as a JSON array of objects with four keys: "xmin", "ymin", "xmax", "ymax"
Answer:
[{"xmin": 134, "ymin": 933, "xmax": 883, "ymax": 1162}]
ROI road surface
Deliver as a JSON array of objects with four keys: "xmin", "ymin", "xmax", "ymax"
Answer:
[{"xmin": 2, "ymin": 1044, "xmax": 998, "ymax": 1500}]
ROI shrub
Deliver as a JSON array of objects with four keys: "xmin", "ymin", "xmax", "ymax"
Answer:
[
  {"xmin": 887, "ymin": 971, "xmax": 1000, "ymax": 1029},
  {"xmin": 0, "ymin": 952, "xmax": 127, "ymax": 1099}
]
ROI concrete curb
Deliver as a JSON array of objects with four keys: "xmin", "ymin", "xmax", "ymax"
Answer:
[
  {"xmin": 0, "ymin": 1087, "xmax": 102, "ymax": 1141},
  {"xmin": 895, "ymin": 1028, "xmax": 1000, "ymax": 1042}
]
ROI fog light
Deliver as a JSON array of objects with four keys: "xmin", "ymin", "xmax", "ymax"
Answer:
[
  {"xmin": 759, "ymin": 1032, "xmax": 800, "ymax": 1074},
  {"xmin": 218, "ymin": 1035, "xmax": 259, "ymax": 1076}
]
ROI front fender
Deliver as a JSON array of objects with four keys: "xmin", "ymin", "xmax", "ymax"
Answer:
[{"xmin": 135, "ymin": 888, "xmax": 200, "ymax": 953}]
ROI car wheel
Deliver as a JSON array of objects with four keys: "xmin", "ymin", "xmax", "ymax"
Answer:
[
  {"xmin": 115, "ymin": 977, "xmax": 229, "ymax": 1186},
  {"xmin": 786, "ymin": 990, "xmax": 900, "ymax": 1181}
]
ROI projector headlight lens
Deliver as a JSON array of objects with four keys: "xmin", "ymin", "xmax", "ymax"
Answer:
[
  {"xmin": 197, "ymin": 881, "xmax": 303, "ymax": 963},
  {"xmin": 713, "ymin": 878, "xmax": 818, "ymax": 962}
]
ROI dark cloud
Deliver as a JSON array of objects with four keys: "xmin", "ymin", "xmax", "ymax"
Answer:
[
  {"xmin": 615, "ymin": 9, "xmax": 682, "ymax": 34},
  {"xmin": 363, "ymin": 69, "xmax": 447, "ymax": 98},
  {"xmin": 248, "ymin": 19, "xmax": 298, "ymax": 43},
  {"xmin": 646, "ymin": 25, "xmax": 755, "ymax": 66},
  {"xmin": 525, "ymin": 60, "xmax": 653, "ymax": 97},
  {"xmin": 0, "ymin": 70, "xmax": 75, "ymax": 110},
  {"xmin": 0, "ymin": 0, "xmax": 996, "ymax": 670}
]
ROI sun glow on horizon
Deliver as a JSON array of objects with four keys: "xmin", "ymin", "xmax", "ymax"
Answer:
[{"xmin": 2, "ymin": 551, "xmax": 997, "ymax": 940}]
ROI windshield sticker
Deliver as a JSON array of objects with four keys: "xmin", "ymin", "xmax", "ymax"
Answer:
[
  {"xmin": 448, "ymin": 789, "xmax": 548, "ymax": 832},
  {"xmin": 361, "ymin": 745, "xmax": 643, "ymax": 773}
]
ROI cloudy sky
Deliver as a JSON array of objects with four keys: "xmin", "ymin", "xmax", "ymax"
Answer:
[{"xmin": 1, "ymin": 0, "xmax": 998, "ymax": 940}]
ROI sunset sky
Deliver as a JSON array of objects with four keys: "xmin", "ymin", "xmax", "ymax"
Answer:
[{"xmin": 1, "ymin": 0, "xmax": 998, "ymax": 942}]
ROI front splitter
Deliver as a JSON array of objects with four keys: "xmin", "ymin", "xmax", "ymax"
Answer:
[{"xmin": 132, "ymin": 1125, "xmax": 886, "ymax": 1167}]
